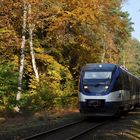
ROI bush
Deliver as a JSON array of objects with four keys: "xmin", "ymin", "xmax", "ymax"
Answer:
[{"xmin": 0, "ymin": 62, "xmax": 18, "ymax": 112}]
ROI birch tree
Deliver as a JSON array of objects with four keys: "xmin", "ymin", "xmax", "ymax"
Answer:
[
  {"xmin": 101, "ymin": 42, "xmax": 106, "ymax": 63},
  {"xmin": 28, "ymin": 4, "xmax": 39, "ymax": 82},
  {"xmin": 16, "ymin": 3, "xmax": 27, "ymax": 108},
  {"xmin": 101, "ymin": 33, "xmax": 107, "ymax": 63}
]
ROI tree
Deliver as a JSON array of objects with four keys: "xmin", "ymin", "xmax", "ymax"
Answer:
[
  {"xmin": 28, "ymin": 4, "xmax": 39, "ymax": 82},
  {"xmin": 14, "ymin": 2, "xmax": 27, "ymax": 112},
  {"xmin": 41, "ymin": 0, "xmax": 132, "ymax": 72},
  {"xmin": 0, "ymin": 0, "xmax": 135, "ymax": 113},
  {"xmin": 120, "ymin": 38, "xmax": 140, "ymax": 76}
]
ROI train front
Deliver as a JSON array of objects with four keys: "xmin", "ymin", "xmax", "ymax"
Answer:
[{"xmin": 79, "ymin": 63, "xmax": 121, "ymax": 116}]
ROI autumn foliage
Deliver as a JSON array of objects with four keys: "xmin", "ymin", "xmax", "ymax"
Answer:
[{"xmin": 0, "ymin": 0, "xmax": 139, "ymax": 115}]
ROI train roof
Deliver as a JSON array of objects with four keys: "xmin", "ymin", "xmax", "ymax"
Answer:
[
  {"xmin": 120, "ymin": 66, "xmax": 140, "ymax": 80},
  {"xmin": 82, "ymin": 63, "xmax": 140, "ymax": 80},
  {"xmin": 82, "ymin": 63, "xmax": 117, "ymax": 71}
]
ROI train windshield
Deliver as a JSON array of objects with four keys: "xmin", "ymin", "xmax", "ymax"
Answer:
[
  {"xmin": 83, "ymin": 71, "xmax": 112, "ymax": 93},
  {"xmin": 84, "ymin": 72, "xmax": 112, "ymax": 80}
]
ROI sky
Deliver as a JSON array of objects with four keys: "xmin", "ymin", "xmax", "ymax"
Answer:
[{"xmin": 122, "ymin": 0, "xmax": 140, "ymax": 41}]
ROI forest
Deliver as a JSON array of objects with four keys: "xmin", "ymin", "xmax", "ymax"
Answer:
[{"xmin": 0, "ymin": 0, "xmax": 140, "ymax": 115}]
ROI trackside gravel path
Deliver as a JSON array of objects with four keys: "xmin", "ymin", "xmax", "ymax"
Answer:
[
  {"xmin": 90, "ymin": 108, "xmax": 140, "ymax": 140},
  {"xmin": 0, "ymin": 108, "xmax": 140, "ymax": 140}
]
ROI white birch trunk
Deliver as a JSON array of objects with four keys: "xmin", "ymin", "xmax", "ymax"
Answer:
[
  {"xmin": 16, "ymin": 3, "xmax": 27, "ymax": 102},
  {"xmin": 28, "ymin": 4, "xmax": 39, "ymax": 82},
  {"xmin": 101, "ymin": 42, "xmax": 106, "ymax": 63}
]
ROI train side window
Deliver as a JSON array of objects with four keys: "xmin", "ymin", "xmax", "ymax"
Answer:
[
  {"xmin": 122, "ymin": 72, "xmax": 130, "ymax": 90},
  {"xmin": 129, "ymin": 75, "xmax": 133, "ymax": 92}
]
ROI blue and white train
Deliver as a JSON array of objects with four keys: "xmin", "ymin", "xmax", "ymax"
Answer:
[{"xmin": 79, "ymin": 63, "xmax": 140, "ymax": 117}]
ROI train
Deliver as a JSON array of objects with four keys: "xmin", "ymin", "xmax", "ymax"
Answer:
[{"xmin": 79, "ymin": 63, "xmax": 140, "ymax": 117}]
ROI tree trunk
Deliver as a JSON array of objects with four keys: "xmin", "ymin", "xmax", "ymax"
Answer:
[
  {"xmin": 122, "ymin": 49, "xmax": 126, "ymax": 67},
  {"xmin": 101, "ymin": 42, "xmax": 106, "ymax": 63},
  {"xmin": 16, "ymin": 3, "xmax": 27, "ymax": 102},
  {"xmin": 28, "ymin": 4, "xmax": 39, "ymax": 82}
]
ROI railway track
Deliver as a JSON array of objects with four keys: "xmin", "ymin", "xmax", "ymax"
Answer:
[
  {"xmin": 67, "ymin": 121, "xmax": 107, "ymax": 140},
  {"xmin": 23, "ymin": 119, "xmax": 108, "ymax": 140}
]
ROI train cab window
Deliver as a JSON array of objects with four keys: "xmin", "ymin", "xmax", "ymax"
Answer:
[
  {"xmin": 83, "ymin": 71, "xmax": 112, "ymax": 80},
  {"xmin": 83, "ymin": 71, "xmax": 112, "ymax": 93}
]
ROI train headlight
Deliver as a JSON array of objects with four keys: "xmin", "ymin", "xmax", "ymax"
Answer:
[
  {"xmin": 105, "ymin": 86, "xmax": 109, "ymax": 89},
  {"xmin": 84, "ymin": 85, "xmax": 88, "ymax": 89},
  {"xmin": 83, "ymin": 85, "xmax": 89, "ymax": 92}
]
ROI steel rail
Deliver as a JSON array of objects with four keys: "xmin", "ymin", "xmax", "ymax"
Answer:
[
  {"xmin": 66, "ymin": 121, "xmax": 108, "ymax": 140},
  {"xmin": 23, "ymin": 119, "xmax": 85, "ymax": 140},
  {"xmin": 125, "ymin": 131, "xmax": 140, "ymax": 140}
]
